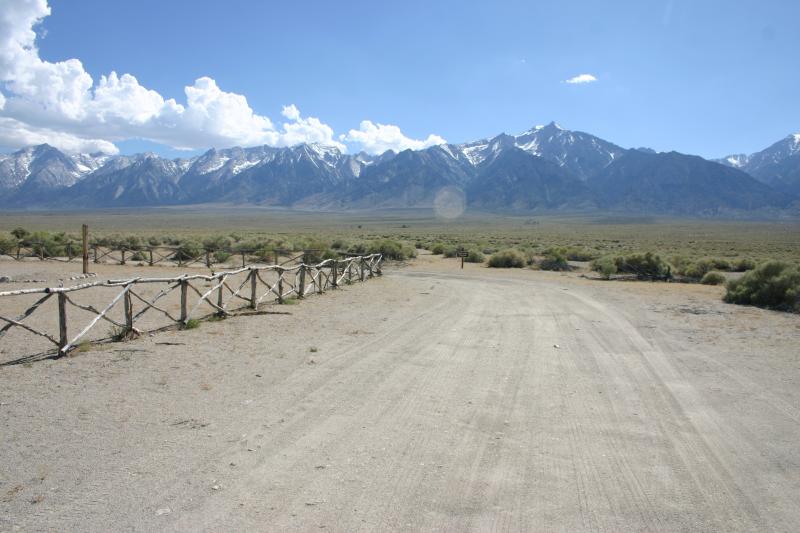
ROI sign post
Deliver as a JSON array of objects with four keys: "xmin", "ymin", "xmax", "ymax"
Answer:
[{"xmin": 456, "ymin": 248, "xmax": 468, "ymax": 269}]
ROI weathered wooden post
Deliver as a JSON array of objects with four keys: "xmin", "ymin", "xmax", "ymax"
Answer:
[
  {"xmin": 367, "ymin": 256, "xmax": 374, "ymax": 278},
  {"xmin": 58, "ymin": 291, "xmax": 68, "ymax": 353},
  {"xmin": 347, "ymin": 260, "xmax": 353, "ymax": 284},
  {"xmin": 16, "ymin": 244, "xmax": 20, "ymax": 260},
  {"xmin": 298, "ymin": 265, "xmax": 306, "ymax": 298},
  {"xmin": 241, "ymin": 252, "xmax": 246, "ymax": 268},
  {"xmin": 206, "ymin": 250, "xmax": 212, "ymax": 268},
  {"xmin": 249, "ymin": 269, "xmax": 258, "ymax": 309},
  {"xmin": 277, "ymin": 269, "xmax": 284, "ymax": 304},
  {"xmin": 376, "ymin": 256, "xmax": 383, "ymax": 276},
  {"xmin": 81, "ymin": 224, "xmax": 89, "ymax": 274},
  {"xmin": 216, "ymin": 276, "xmax": 225, "ymax": 316},
  {"xmin": 120, "ymin": 248, "xmax": 126, "ymax": 265},
  {"xmin": 179, "ymin": 279, "xmax": 188, "ymax": 324},
  {"xmin": 93, "ymin": 245, "xmax": 98, "ymax": 263},
  {"xmin": 39, "ymin": 242, "xmax": 44, "ymax": 261},
  {"xmin": 124, "ymin": 290, "xmax": 133, "ymax": 336},
  {"xmin": 332, "ymin": 260, "xmax": 338, "ymax": 289},
  {"xmin": 148, "ymin": 248, "xmax": 154, "ymax": 266},
  {"xmin": 360, "ymin": 257, "xmax": 365, "ymax": 281},
  {"xmin": 317, "ymin": 268, "xmax": 324, "ymax": 294}
]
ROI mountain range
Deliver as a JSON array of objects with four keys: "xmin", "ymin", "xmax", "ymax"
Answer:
[{"xmin": 0, "ymin": 122, "xmax": 797, "ymax": 215}]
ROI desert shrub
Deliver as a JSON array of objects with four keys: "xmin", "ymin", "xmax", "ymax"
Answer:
[
  {"xmin": 442, "ymin": 246, "xmax": 459, "ymax": 258},
  {"xmin": 173, "ymin": 240, "xmax": 203, "ymax": 261},
  {"xmin": 488, "ymin": 249, "xmax": 526, "ymax": 268},
  {"xmin": 547, "ymin": 247, "xmax": 595, "ymax": 262},
  {"xmin": 430, "ymin": 243, "xmax": 446, "ymax": 255},
  {"xmin": 130, "ymin": 251, "xmax": 147, "ymax": 261},
  {"xmin": 147, "ymin": 236, "xmax": 162, "ymax": 246},
  {"xmin": 724, "ymin": 261, "xmax": 800, "ymax": 312},
  {"xmin": 709, "ymin": 258, "xmax": 732, "ymax": 271},
  {"xmin": 0, "ymin": 235, "xmax": 16, "ymax": 254},
  {"xmin": 591, "ymin": 256, "xmax": 618, "ymax": 279},
  {"xmin": 733, "ymin": 258, "xmax": 756, "ymax": 272},
  {"xmin": 614, "ymin": 252, "xmax": 671, "ymax": 280},
  {"xmin": 682, "ymin": 259, "xmax": 715, "ymax": 279},
  {"xmin": 203, "ymin": 235, "xmax": 232, "ymax": 252},
  {"xmin": 331, "ymin": 239, "xmax": 347, "ymax": 250},
  {"xmin": 539, "ymin": 250, "xmax": 570, "ymax": 271},
  {"xmin": 465, "ymin": 250, "xmax": 485, "ymax": 263},
  {"xmin": 10, "ymin": 227, "xmax": 28, "ymax": 240},
  {"xmin": 700, "ymin": 271, "xmax": 727, "ymax": 285},
  {"xmin": 213, "ymin": 250, "xmax": 232, "ymax": 263},
  {"xmin": 367, "ymin": 239, "xmax": 416, "ymax": 260}
]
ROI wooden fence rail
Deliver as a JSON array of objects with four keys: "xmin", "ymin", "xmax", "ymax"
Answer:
[{"xmin": 0, "ymin": 254, "xmax": 382, "ymax": 360}]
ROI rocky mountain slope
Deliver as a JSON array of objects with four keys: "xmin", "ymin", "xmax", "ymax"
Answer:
[{"xmin": 1, "ymin": 124, "xmax": 797, "ymax": 214}]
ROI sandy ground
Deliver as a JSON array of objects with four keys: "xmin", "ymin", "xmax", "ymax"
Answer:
[{"xmin": 1, "ymin": 254, "xmax": 800, "ymax": 532}]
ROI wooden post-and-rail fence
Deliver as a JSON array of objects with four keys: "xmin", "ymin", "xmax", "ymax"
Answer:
[{"xmin": 0, "ymin": 254, "xmax": 382, "ymax": 360}]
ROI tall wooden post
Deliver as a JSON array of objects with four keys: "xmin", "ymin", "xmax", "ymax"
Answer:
[
  {"xmin": 249, "ymin": 269, "xmax": 258, "ymax": 309},
  {"xmin": 57, "ymin": 292, "xmax": 68, "ymax": 353},
  {"xmin": 332, "ymin": 261, "xmax": 338, "ymax": 289},
  {"xmin": 148, "ymin": 248, "xmax": 154, "ymax": 266},
  {"xmin": 124, "ymin": 290, "xmax": 133, "ymax": 336},
  {"xmin": 298, "ymin": 265, "xmax": 306, "ymax": 298},
  {"xmin": 179, "ymin": 279, "xmax": 188, "ymax": 324},
  {"xmin": 360, "ymin": 257, "xmax": 365, "ymax": 282},
  {"xmin": 81, "ymin": 224, "xmax": 89, "ymax": 274},
  {"xmin": 216, "ymin": 278, "xmax": 225, "ymax": 316},
  {"xmin": 277, "ymin": 270, "xmax": 284, "ymax": 304}
]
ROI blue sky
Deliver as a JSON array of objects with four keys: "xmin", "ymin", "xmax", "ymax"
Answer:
[{"xmin": 1, "ymin": 0, "xmax": 798, "ymax": 158}]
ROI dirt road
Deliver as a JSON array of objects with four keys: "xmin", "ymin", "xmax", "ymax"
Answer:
[{"xmin": 2, "ymin": 257, "xmax": 799, "ymax": 531}]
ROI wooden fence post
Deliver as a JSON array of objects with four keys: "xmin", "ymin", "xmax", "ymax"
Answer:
[
  {"xmin": 39, "ymin": 242, "xmax": 44, "ymax": 261},
  {"xmin": 58, "ymin": 292, "xmax": 68, "ymax": 353},
  {"xmin": 16, "ymin": 245, "xmax": 20, "ymax": 260},
  {"xmin": 376, "ymin": 257, "xmax": 383, "ymax": 276},
  {"xmin": 148, "ymin": 248, "xmax": 154, "ymax": 266},
  {"xmin": 124, "ymin": 290, "xmax": 133, "ymax": 336},
  {"xmin": 277, "ymin": 270, "xmax": 284, "ymax": 304},
  {"xmin": 360, "ymin": 257, "xmax": 365, "ymax": 281},
  {"xmin": 347, "ymin": 260, "xmax": 353, "ymax": 284},
  {"xmin": 66, "ymin": 242, "xmax": 73, "ymax": 261},
  {"xmin": 120, "ymin": 248, "xmax": 126, "ymax": 265},
  {"xmin": 82, "ymin": 224, "xmax": 89, "ymax": 274},
  {"xmin": 216, "ymin": 277, "xmax": 225, "ymax": 316},
  {"xmin": 250, "ymin": 269, "xmax": 258, "ymax": 309},
  {"xmin": 180, "ymin": 279, "xmax": 188, "ymax": 324},
  {"xmin": 332, "ymin": 261, "xmax": 338, "ymax": 289},
  {"xmin": 317, "ymin": 268, "xmax": 324, "ymax": 294},
  {"xmin": 241, "ymin": 252, "xmax": 246, "ymax": 268},
  {"xmin": 274, "ymin": 250, "xmax": 279, "ymax": 266},
  {"xmin": 206, "ymin": 250, "xmax": 211, "ymax": 268},
  {"xmin": 298, "ymin": 265, "xmax": 306, "ymax": 298},
  {"xmin": 93, "ymin": 245, "xmax": 98, "ymax": 264}
]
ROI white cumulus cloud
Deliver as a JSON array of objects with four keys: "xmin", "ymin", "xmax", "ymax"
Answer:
[
  {"xmin": 564, "ymin": 73, "xmax": 598, "ymax": 84},
  {"xmin": 344, "ymin": 121, "xmax": 446, "ymax": 154},
  {"xmin": 0, "ymin": 0, "xmax": 441, "ymax": 157}
]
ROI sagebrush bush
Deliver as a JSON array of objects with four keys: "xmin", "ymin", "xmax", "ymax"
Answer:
[
  {"xmin": 700, "ymin": 271, "xmax": 727, "ymax": 285},
  {"xmin": 733, "ymin": 258, "xmax": 756, "ymax": 272},
  {"xmin": 614, "ymin": 252, "xmax": 671, "ymax": 280},
  {"xmin": 539, "ymin": 250, "xmax": 570, "ymax": 271},
  {"xmin": 591, "ymin": 256, "xmax": 618, "ymax": 279},
  {"xmin": 465, "ymin": 250, "xmax": 485, "ymax": 263},
  {"xmin": 367, "ymin": 239, "xmax": 416, "ymax": 260},
  {"xmin": 488, "ymin": 249, "xmax": 526, "ymax": 268},
  {"xmin": 430, "ymin": 243, "xmax": 446, "ymax": 255},
  {"xmin": 724, "ymin": 261, "xmax": 800, "ymax": 312}
]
